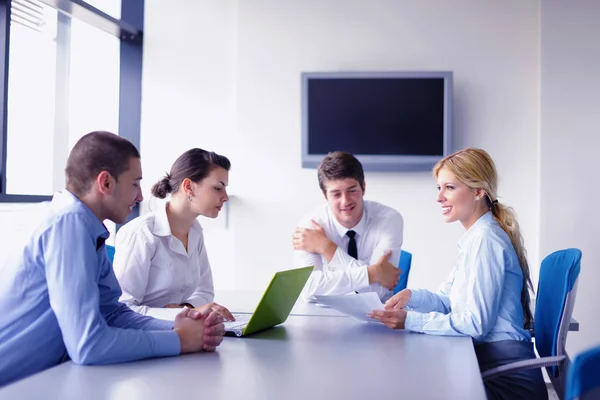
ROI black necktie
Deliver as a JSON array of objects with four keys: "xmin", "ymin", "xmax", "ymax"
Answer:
[{"xmin": 346, "ymin": 230, "xmax": 357, "ymax": 259}]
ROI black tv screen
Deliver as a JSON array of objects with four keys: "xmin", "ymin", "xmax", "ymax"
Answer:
[{"xmin": 301, "ymin": 71, "xmax": 453, "ymax": 171}]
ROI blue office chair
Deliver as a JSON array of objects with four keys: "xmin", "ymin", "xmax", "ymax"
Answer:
[
  {"xmin": 105, "ymin": 244, "xmax": 116, "ymax": 263},
  {"xmin": 482, "ymin": 248, "xmax": 582, "ymax": 399},
  {"xmin": 565, "ymin": 345, "xmax": 600, "ymax": 400},
  {"xmin": 393, "ymin": 250, "xmax": 412, "ymax": 294}
]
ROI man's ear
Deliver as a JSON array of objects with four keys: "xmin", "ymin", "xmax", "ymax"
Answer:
[
  {"xmin": 96, "ymin": 171, "xmax": 113, "ymax": 195},
  {"xmin": 361, "ymin": 181, "xmax": 366, "ymax": 195}
]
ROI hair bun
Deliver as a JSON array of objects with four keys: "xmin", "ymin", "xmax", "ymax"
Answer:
[
  {"xmin": 161, "ymin": 176, "xmax": 172, "ymax": 192},
  {"xmin": 150, "ymin": 175, "xmax": 173, "ymax": 199}
]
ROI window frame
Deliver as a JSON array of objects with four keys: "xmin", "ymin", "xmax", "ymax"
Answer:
[{"xmin": 0, "ymin": 0, "xmax": 143, "ymax": 211}]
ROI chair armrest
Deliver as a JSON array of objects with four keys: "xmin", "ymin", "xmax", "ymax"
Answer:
[{"xmin": 482, "ymin": 355, "xmax": 566, "ymax": 381}]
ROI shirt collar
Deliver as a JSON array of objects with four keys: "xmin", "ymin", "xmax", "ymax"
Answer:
[
  {"xmin": 50, "ymin": 190, "xmax": 109, "ymax": 241},
  {"xmin": 152, "ymin": 200, "xmax": 173, "ymax": 237},
  {"xmin": 331, "ymin": 204, "xmax": 367, "ymax": 239},
  {"xmin": 151, "ymin": 200, "xmax": 203, "ymax": 238},
  {"xmin": 458, "ymin": 211, "xmax": 494, "ymax": 249}
]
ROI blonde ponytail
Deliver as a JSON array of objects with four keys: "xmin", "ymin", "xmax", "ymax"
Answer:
[{"xmin": 491, "ymin": 202, "xmax": 533, "ymax": 328}]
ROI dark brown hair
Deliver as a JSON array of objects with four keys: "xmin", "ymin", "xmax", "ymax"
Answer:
[
  {"xmin": 151, "ymin": 148, "xmax": 231, "ymax": 199},
  {"xmin": 317, "ymin": 151, "xmax": 365, "ymax": 193},
  {"xmin": 65, "ymin": 131, "xmax": 140, "ymax": 196}
]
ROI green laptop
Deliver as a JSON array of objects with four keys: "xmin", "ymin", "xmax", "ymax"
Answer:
[{"xmin": 224, "ymin": 266, "xmax": 313, "ymax": 337}]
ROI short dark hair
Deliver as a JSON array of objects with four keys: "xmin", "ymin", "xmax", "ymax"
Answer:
[
  {"xmin": 65, "ymin": 131, "xmax": 140, "ymax": 196},
  {"xmin": 151, "ymin": 148, "xmax": 231, "ymax": 199},
  {"xmin": 317, "ymin": 151, "xmax": 365, "ymax": 193}
]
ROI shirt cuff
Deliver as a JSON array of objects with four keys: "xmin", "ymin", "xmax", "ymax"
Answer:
[
  {"xmin": 351, "ymin": 265, "xmax": 371, "ymax": 292},
  {"xmin": 151, "ymin": 330, "xmax": 181, "ymax": 356},
  {"xmin": 404, "ymin": 311, "xmax": 424, "ymax": 333},
  {"xmin": 407, "ymin": 289, "xmax": 424, "ymax": 309}
]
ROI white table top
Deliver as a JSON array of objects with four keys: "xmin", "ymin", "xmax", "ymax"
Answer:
[{"xmin": 0, "ymin": 315, "xmax": 486, "ymax": 400}]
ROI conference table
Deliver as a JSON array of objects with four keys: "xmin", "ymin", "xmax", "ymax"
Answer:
[{"xmin": 0, "ymin": 292, "xmax": 487, "ymax": 400}]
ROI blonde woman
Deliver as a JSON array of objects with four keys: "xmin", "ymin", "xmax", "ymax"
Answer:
[
  {"xmin": 113, "ymin": 148, "xmax": 234, "ymax": 322},
  {"xmin": 369, "ymin": 148, "xmax": 546, "ymax": 400}
]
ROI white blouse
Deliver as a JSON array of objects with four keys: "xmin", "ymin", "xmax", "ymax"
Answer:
[{"xmin": 113, "ymin": 201, "xmax": 214, "ymax": 320}]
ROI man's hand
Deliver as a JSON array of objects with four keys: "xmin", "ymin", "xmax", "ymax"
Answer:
[
  {"xmin": 173, "ymin": 308, "xmax": 225, "ymax": 353},
  {"xmin": 201, "ymin": 310, "xmax": 225, "ymax": 352},
  {"xmin": 367, "ymin": 251, "xmax": 401, "ymax": 290},
  {"xmin": 173, "ymin": 308, "xmax": 206, "ymax": 354},
  {"xmin": 292, "ymin": 220, "xmax": 336, "ymax": 258},
  {"xmin": 368, "ymin": 309, "xmax": 407, "ymax": 329},
  {"xmin": 385, "ymin": 289, "xmax": 411, "ymax": 311},
  {"xmin": 194, "ymin": 302, "xmax": 235, "ymax": 322}
]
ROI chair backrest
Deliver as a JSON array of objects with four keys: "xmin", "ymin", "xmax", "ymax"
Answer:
[
  {"xmin": 393, "ymin": 250, "xmax": 412, "ymax": 294},
  {"xmin": 534, "ymin": 248, "xmax": 582, "ymax": 380},
  {"xmin": 565, "ymin": 345, "xmax": 600, "ymax": 400},
  {"xmin": 105, "ymin": 244, "xmax": 116, "ymax": 263}
]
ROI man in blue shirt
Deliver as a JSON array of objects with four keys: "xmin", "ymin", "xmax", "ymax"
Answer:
[{"xmin": 0, "ymin": 131, "xmax": 225, "ymax": 387}]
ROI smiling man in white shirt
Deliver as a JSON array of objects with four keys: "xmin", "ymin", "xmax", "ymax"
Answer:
[{"xmin": 292, "ymin": 151, "xmax": 404, "ymax": 301}]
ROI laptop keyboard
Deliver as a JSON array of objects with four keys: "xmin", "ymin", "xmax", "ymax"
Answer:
[{"xmin": 224, "ymin": 313, "xmax": 252, "ymax": 330}]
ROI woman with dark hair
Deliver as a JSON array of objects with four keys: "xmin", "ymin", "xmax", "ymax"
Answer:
[{"xmin": 113, "ymin": 148, "xmax": 234, "ymax": 321}]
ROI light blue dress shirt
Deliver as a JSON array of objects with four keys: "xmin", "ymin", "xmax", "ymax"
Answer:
[
  {"xmin": 0, "ymin": 191, "xmax": 181, "ymax": 387},
  {"xmin": 404, "ymin": 212, "xmax": 531, "ymax": 343}
]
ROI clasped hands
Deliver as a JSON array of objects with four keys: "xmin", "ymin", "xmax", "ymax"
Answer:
[{"xmin": 173, "ymin": 308, "xmax": 226, "ymax": 353}]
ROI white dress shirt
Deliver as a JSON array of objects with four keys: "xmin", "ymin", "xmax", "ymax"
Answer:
[
  {"xmin": 113, "ymin": 201, "xmax": 214, "ymax": 320},
  {"xmin": 294, "ymin": 200, "xmax": 404, "ymax": 301},
  {"xmin": 404, "ymin": 212, "xmax": 531, "ymax": 343}
]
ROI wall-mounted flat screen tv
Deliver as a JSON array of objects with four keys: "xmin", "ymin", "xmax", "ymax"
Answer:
[{"xmin": 301, "ymin": 71, "xmax": 453, "ymax": 171}]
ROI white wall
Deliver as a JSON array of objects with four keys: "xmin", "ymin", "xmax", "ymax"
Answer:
[
  {"xmin": 540, "ymin": 0, "xmax": 600, "ymax": 356},
  {"xmin": 142, "ymin": 0, "xmax": 540, "ymax": 292}
]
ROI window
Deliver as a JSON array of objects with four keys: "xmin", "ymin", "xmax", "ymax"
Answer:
[
  {"xmin": 0, "ymin": 0, "xmax": 143, "ymax": 209},
  {"xmin": 69, "ymin": 18, "xmax": 120, "ymax": 155},
  {"xmin": 6, "ymin": 1, "xmax": 57, "ymax": 196}
]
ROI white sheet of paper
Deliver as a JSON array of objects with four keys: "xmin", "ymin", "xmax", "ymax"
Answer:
[{"xmin": 314, "ymin": 292, "xmax": 385, "ymax": 323}]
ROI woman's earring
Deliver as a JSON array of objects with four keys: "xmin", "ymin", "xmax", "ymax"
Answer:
[{"xmin": 188, "ymin": 194, "xmax": 192, "ymax": 202}]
